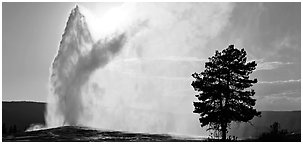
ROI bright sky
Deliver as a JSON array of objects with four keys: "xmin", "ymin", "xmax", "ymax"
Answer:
[
  {"xmin": 2, "ymin": 2, "xmax": 301, "ymax": 111},
  {"xmin": 3, "ymin": 2, "xmax": 121, "ymax": 102}
]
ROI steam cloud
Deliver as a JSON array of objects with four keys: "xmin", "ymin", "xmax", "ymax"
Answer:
[
  {"xmin": 46, "ymin": 3, "xmax": 234, "ymax": 136},
  {"xmin": 46, "ymin": 6, "xmax": 128, "ymax": 127}
]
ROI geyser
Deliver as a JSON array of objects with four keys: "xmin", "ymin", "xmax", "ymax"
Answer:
[
  {"xmin": 46, "ymin": 6, "xmax": 128, "ymax": 127},
  {"xmin": 46, "ymin": 3, "xmax": 234, "ymax": 136}
]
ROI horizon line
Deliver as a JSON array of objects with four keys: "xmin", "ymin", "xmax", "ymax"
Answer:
[{"xmin": 2, "ymin": 100, "xmax": 301, "ymax": 112}]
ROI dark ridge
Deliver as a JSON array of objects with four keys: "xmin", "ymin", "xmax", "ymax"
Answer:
[
  {"xmin": 2, "ymin": 101, "xmax": 301, "ymax": 141},
  {"xmin": 229, "ymin": 110, "xmax": 301, "ymax": 139},
  {"xmin": 2, "ymin": 101, "xmax": 46, "ymax": 104},
  {"xmin": 2, "ymin": 101, "xmax": 46, "ymax": 133}
]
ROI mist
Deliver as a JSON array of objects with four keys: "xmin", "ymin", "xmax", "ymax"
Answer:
[{"xmin": 46, "ymin": 3, "xmax": 235, "ymax": 136}]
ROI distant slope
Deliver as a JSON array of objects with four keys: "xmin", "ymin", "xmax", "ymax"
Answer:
[
  {"xmin": 2, "ymin": 101, "xmax": 300, "ymax": 139},
  {"xmin": 2, "ymin": 101, "xmax": 46, "ymax": 132},
  {"xmin": 229, "ymin": 111, "xmax": 301, "ymax": 139}
]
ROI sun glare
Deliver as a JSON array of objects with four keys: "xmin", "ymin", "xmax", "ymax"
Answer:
[{"xmin": 79, "ymin": 3, "xmax": 135, "ymax": 41}]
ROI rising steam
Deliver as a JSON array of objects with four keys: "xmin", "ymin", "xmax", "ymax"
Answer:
[
  {"xmin": 46, "ymin": 3, "xmax": 234, "ymax": 136},
  {"xmin": 46, "ymin": 6, "xmax": 130, "ymax": 127}
]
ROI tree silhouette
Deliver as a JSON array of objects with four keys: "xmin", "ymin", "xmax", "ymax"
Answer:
[
  {"xmin": 258, "ymin": 122, "xmax": 293, "ymax": 141},
  {"xmin": 191, "ymin": 45, "xmax": 261, "ymax": 141}
]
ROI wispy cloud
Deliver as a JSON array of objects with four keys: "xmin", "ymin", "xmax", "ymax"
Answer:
[
  {"xmin": 256, "ymin": 94, "xmax": 300, "ymax": 111},
  {"xmin": 108, "ymin": 67, "xmax": 193, "ymax": 81},
  {"xmin": 265, "ymin": 91, "xmax": 299, "ymax": 98},
  {"xmin": 255, "ymin": 59, "xmax": 293, "ymax": 71},
  {"xmin": 259, "ymin": 79, "xmax": 301, "ymax": 84},
  {"xmin": 120, "ymin": 56, "xmax": 206, "ymax": 63},
  {"xmin": 254, "ymin": 79, "xmax": 300, "ymax": 98},
  {"xmin": 254, "ymin": 79, "xmax": 301, "ymax": 111}
]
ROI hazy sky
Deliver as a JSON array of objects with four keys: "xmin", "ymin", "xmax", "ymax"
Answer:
[
  {"xmin": 3, "ymin": 2, "xmax": 120, "ymax": 102},
  {"xmin": 3, "ymin": 2, "xmax": 300, "ymax": 111}
]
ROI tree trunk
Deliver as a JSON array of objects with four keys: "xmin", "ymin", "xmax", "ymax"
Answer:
[{"xmin": 221, "ymin": 122, "xmax": 227, "ymax": 141}]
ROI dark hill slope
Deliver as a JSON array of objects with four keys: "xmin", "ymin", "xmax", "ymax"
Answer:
[
  {"xmin": 2, "ymin": 101, "xmax": 300, "ymax": 140},
  {"xmin": 229, "ymin": 111, "xmax": 301, "ymax": 139},
  {"xmin": 2, "ymin": 101, "xmax": 46, "ymax": 132}
]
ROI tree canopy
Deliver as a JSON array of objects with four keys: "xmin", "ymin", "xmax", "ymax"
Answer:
[{"xmin": 191, "ymin": 45, "xmax": 261, "ymax": 140}]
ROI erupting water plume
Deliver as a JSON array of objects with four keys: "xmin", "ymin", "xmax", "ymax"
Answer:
[
  {"xmin": 46, "ymin": 3, "xmax": 234, "ymax": 136},
  {"xmin": 46, "ymin": 5, "xmax": 131, "ymax": 127}
]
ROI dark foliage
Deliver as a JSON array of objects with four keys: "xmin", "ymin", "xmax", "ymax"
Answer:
[
  {"xmin": 257, "ymin": 122, "xmax": 301, "ymax": 142},
  {"xmin": 192, "ymin": 45, "xmax": 260, "ymax": 140}
]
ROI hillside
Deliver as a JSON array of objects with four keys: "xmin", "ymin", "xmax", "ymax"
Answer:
[
  {"xmin": 2, "ymin": 101, "xmax": 301, "ymax": 140},
  {"xmin": 229, "ymin": 111, "xmax": 301, "ymax": 139},
  {"xmin": 2, "ymin": 101, "xmax": 46, "ymax": 132}
]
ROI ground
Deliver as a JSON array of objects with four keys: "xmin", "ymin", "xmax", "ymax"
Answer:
[{"xmin": 3, "ymin": 126, "xmax": 204, "ymax": 142}]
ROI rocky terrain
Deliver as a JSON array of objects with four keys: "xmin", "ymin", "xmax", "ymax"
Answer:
[{"xmin": 3, "ymin": 126, "xmax": 204, "ymax": 142}]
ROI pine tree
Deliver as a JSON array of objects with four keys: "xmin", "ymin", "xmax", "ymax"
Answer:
[{"xmin": 191, "ymin": 45, "xmax": 261, "ymax": 141}]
